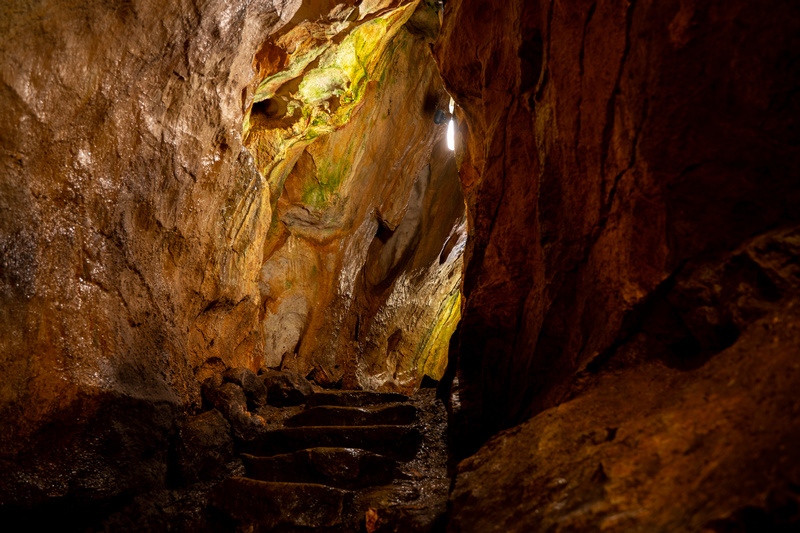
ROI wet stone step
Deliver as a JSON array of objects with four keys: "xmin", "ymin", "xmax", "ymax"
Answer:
[
  {"xmin": 210, "ymin": 477, "xmax": 353, "ymax": 529},
  {"xmin": 354, "ymin": 479, "xmax": 451, "ymax": 533},
  {"xmin": 305, "ymin": 391, "xmax": 409, "ymax": 408},
  {"xmin": 242, "ymin": 447, "xmax": 399, "ymax": 489},
  {"xmin": 247, "ymin": 425, "xmax": 422, "ymax": 461},
  {"xmin": 361, "ymin": 505, "xmax": 449, "ymax": 533},
  {"xmin": 357, "ymin": 481, "xmax": 421, "ymax": 508},
  {"xmin": 264, "ymin": 526, "xmax": 355, "ymax": 533},
  {"xmin": 284, "ymin": 404, "xmax": 419, "ymax": 428}
]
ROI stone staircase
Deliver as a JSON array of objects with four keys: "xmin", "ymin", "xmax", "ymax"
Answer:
[{"xmin": 210, "ymin": 389, "xmax": 449, "ymax": 532}]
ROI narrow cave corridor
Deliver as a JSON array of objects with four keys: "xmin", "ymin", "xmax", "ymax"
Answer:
[{"xmin": 2, "ymin": 0, "xmax": 800, "ymax": 532}]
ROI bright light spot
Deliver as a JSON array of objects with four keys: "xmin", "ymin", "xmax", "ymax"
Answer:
[
  {"xmin": 447, "ymin": 119, "xmax": 455, "ymax": 151},
  {"xmin": 447, "ymin": 97, "xmax": 456, "ymax": 150}
]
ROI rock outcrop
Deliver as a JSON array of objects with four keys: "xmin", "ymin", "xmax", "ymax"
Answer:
[
  {"xmin": 447, "ymin": 227, "xmax": 800, "ymax": 531},
  {"xmin": 435, "ymin": 0, "xmax": 800, "ymax": 448},
  {"xmin": 434, "ymin": 0, "xmax": 800, "ymax": 530},
  {"xmin": 1, "ymin": 0, "xmax": 289, "ymax": 512}
]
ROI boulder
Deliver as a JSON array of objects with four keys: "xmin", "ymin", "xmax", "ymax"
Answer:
[
  {"xmin": 223, "ymin": 367, "xmax": 268, "ymax": 408},
  {"xmin": 260, "ymin": 369, "xmax": 313, "ymax": 406},
  {"xmin": 202, "ymin": 378, "xmax": 247, "ymax": 416},
  {"xmin": 175, "ymin": 409, "xmax": 235, "ymax": 483},
  {"xmin": 202, "ymin": 378, "xmax": 265, "ymax": 442}
]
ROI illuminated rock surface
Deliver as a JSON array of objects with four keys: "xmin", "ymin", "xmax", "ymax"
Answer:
[
  {"xmin": 1, "ymin": 0, "xmax": 799, "ymax": 530},
  {"xmin": 252, "ymin": 2, "xmax": 465, "ymax": 390},
  {"xmin": 0, "ymin": 0, "xmax": 461, "ymax": 522}
]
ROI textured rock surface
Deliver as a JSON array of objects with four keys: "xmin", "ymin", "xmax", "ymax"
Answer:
[
  {"xmin": 434, "ymin": 0, "xmax": 800, "ymax": 530},
  {"xmin": 0, "ymin": 0, "xmax": 462, "ymax": 516},
  {"xmin": 201, "ymin": 377, "xmax": 266, "ymax": 442},
  {"xmin": 260, "ymin": 368, "xmax": 314, "ymax": 406},
  {"xmin": 447, "ymin": 226, "xmax": 800, "ymax": 531},
  {"xmin": 175, "ymin": 409, "xmax": 237, "ymax": 485},
  {"xmin": 222, "ymin": 367, "xmax": 268, "ymax": 408},
  {"xmin": 0, "ymin": 0, "xmax": 291, "ymax": 508},
  {"xmin": 449, "ymin": 320, "xmax": 800, "ymax": 532},
  {"xmin": 435, "ymin": 0, "xmax": 800, "ymax": 449},
  {"xmin": 250, "ymin": 0, "xmax": 465, "ymax": 390}
]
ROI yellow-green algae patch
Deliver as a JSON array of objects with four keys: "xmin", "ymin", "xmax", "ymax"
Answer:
[
  {"xmin": 297, "ymin": 66, "xmax": 350, "ymax": 104},
  {"xmin": 243, "ymin": 0, "xmax": 421, "ymax": 190},
  {"xmin": 415, "ymin": 289, "xmax": 461, "ymax": 381},
  {"xmin": 254, "ymin": 45, "xmax": 330, "ymax": 103},
  {"xmin": 300, "ymin": 150, "xmax": 353, "ymax": 210}
]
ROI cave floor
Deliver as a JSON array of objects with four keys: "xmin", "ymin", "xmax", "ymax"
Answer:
[{"xmin": 101, "ymin": 388, "xmax": 450, "ymax": 532}]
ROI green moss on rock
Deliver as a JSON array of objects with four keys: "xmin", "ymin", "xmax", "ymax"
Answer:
[
  {"xmin": 300, "ymin": 158, "xmax": 350, "ymax": 210},
  {"xmin": 415, "ymin": 289, "xmax": 461, "ymax": 381},
  {"xmin": 243, "ymin": 1, "xmax": 420, "ymax": 183}
]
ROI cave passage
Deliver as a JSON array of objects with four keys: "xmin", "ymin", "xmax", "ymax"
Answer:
[
  {"xmin": 3, "ymin": 0, "xmax": 797, "ymax": 531},
  {"xmin": 244, "ymin": 0, "xmax": 467, "ymax": 394},
  {"xmin": 203, "ymin": 2, "xmax": 465, "ymax": 528}
]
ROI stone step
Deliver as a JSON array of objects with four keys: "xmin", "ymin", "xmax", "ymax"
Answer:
[
  {"xmin": 284, "ymin": 404, "xmax": 419, "ymax": 427},
  {"xmin": 246, "ymin": 425, "xmax": 422, "ymax": 461},
  {"xmin": 355, "ymin": 478, "xmax": 450, "ymax": 532},
  {"xmin": 260, "ymin": 526, "xmax": 354, "ymax": 533},
  {"xmin": 210, "ymin": 477, "xmax": 353, "ymax": 530},
  {"xmin": 305, "ymin": 390, "xmax": 409, "ymax": 408},
  {"xmin": 241, "ymin": 447, "xmax": 399, "ymax": 489}
]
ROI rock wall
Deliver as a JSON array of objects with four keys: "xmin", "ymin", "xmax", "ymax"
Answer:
[
  {"xmin": 435, "ymin": 0, "xmax": 800, "ymax": 529},
  {"xmin": 0, "ymin": 0, "xmax": 463, "ymax": 511},
  {"xmin": 436, "ymin": 0, "xmax": 800, "ymax": 448},
  {"xmin": 448, "ymin": 226, "xmax": 800, "ymax": 531},
  {"xmin": 245, "ymin": 1, "xmax": 465, "ymax": 390},
  {"xmin": 0, "ymin": 0, "xmax": 290, "ymax": 506}
]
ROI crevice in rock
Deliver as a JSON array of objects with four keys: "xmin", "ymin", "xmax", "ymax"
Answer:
[{"xmin": 599, "ymin": 0, "xmax": 638, "ymax": 182}]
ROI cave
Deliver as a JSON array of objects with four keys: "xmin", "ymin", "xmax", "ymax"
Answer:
[{"xmin": 1, "ymin": 0, "xmax": 799, "ymax": 531}]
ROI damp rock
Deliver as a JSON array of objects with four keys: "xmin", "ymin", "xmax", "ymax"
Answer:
[
  {"xmin": 260, "ymin": 369, "xmax": 314, "ymax": 406},
  {"xmin": 223, "ymin": 367, "xmax": 268, "ymax": 409},
  {"xmin": 175, "ymin": 409, "xmax": 236, "ymax": 483}
]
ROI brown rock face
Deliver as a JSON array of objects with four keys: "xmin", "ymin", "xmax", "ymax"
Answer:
[
  {"xmin": 0, "ymin": 0, "xmax": 463, "ymax": 514},
  {"xmin": 447, "ymin": 227, "xmax": 800, "ymax": 531},
  {"xmin": 434, "ymin": 0, "xmax": 800, "ymax": 530},
  {"xmin": 435, "ymin": 0, "xmax": 800, "ymax": 448},
  {"xmin": 1, "ymin": 0, "xmax": 290, "ymax": 508},
  {"xmin": 449, "ymin": 314, "xmax": 800, "ymax": 532}
]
